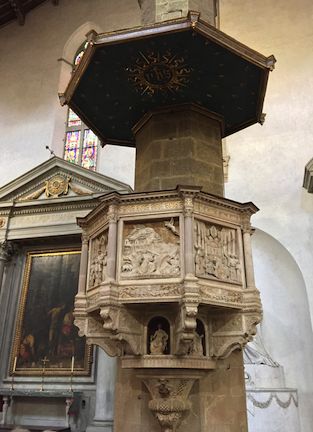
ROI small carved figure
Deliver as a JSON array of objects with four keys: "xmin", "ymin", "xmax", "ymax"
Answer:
[
  {"xmin": 164, "ymin": 218, "xmax": 179, "ymax": 236},
  {"xmin": 228, "ymin": 253, "xmax": 238, "ymax": 282},
  {"xmin": 189, "ymin": 330, "xmax": 204, "ymax": 356},
  {"xmin": 235, "ymin": 257, "xmax": 242, "ymax": 282},
  {"xmin": 89, "ymin": 258, "xmax": 97, "ymax": 287},
  {"xmin": 204, "ymin": 256, "xmax": 216, "ymax": 277},
  {"xmin": 195, "ymin": 245, "xmax": 205, "ymax": 275},
  {"xmin": 150, "ymin": 323, "xmax": 168, "ymax": 355},
  {"xmin": 138, "ymin": 252, "xmax": 156, "ymax": 274},
  {"xmin": 94, "ymin": 249, "xmax": 107, "ymax": 284}
]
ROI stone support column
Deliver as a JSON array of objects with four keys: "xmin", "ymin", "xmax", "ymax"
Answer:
[
  {"xmin": 77, "ymin": 233, "xmax": 89, "ymax": 296},
  {"xmin": 139, "ymin": 0, "xmax": 218, "ymax": 26},
  {"xmin": 87, "ymin": 349, "xmax": 117, "ymax": 432},
  {"xmin": 134, "ymin": 105, "xmax": 224, "ymax": 196},
  {"xmin": 106, "ymin": 204, "xmax": 118, "ymax": 281},
  {"xmin": 242, "ymin": 223, "xmax": 256, "ymax": 289}
]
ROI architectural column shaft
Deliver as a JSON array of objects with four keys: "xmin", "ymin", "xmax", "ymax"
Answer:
[
  {"xmin": 106, "ymin": 206, "xmax": 118, "ymax": 280},
  {"xmin": 78, "ymin": 235, "xmax": 89, "ymax": 295},
  {"xmin": 184, "ymin": 215, "xmax": 194, "ymax": 276},
  {"xmin": 243, "ymin": 231, "xmax": 255, "ymax": 288},
  {"xmin": 0, "ymin": 258, "xmax": 6, "ymax": 293}
]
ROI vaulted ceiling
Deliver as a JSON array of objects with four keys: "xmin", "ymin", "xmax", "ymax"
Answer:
[{"xmin": 0, "ymin": 0, "xmax": 58, "ymax": 29}]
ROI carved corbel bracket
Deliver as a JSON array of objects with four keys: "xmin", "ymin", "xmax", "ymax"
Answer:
[
  {"xmin": 136, "ymin": 369, "xmax": 204, "ymax": 432},
  {"xmin": 100, "ymin": 306, "xmax": 119, "ymax": 331},
  {"xmin": 174, "ymin": 303, "xmax": 198, "ymax": 355},
  {"xmin": 211, "ymin": 313, "xmax": 261, "ymax": 359}
]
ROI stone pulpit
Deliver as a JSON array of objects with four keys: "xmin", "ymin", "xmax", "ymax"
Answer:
[{"xmin": 60, "ymin": 9, "xmax": 275, "ymax": 432}]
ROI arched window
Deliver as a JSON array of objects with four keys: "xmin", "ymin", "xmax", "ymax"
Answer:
[{"xmin": 63, "ymin": 41, "xmax": 100, "ymax": 171}]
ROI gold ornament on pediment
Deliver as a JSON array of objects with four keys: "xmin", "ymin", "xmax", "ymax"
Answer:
[
  {"xmin": 46, "ymin": 176, "xmax": 69, "ymax": 197},
  {"xmin": 19, "ymin": 176, "xmax": 92, "ymax": 201},
  {"xmin": 0, "ymin": 218, "xmax": 5, "ymax": 228}
]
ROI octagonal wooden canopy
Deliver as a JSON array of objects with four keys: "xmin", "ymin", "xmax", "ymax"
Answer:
[{"xmin": 60, "ymin": 11, "xmax": 276, "ymax": 147}]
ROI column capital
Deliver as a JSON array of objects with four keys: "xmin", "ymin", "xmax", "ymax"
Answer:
[
  {"xmin": 178, "ymin": 186, "xmax": 202, "ymax": 217},
  {"xmin": 241, "ymin": 220, "xmax": 252, "ymax": 235},
  {"xmin": 107, "ymin": 204, "xmax": 118, "ymax": 224},
  {"xmin": 82, "ymin": 232, "xmax": 90, "ymax": 245},
  {"xmin": 0, "ymin": 240, "xmax": 18, "ymax": 262}
]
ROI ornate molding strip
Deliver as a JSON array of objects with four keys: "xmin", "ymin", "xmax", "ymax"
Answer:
[{"xmin": 247, "ymin": 391, "xmax": 299, "ymax": 409}]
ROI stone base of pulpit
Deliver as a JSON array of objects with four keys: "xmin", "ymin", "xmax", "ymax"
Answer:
[{"xmin": 114, "ymin": 351, "xmax": 247, "ymax": 432}]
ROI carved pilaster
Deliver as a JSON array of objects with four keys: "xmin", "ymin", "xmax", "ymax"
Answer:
[
  {"xmin": 77, "ymin": 231, "xmax": 89, "ymax": 297},
  {"xmin": 241, "ymin": 219, "xmax": 256, "ymax": 289},
  {"xmin": 106, "ymin": 204, "xmax": 118, "ymax": 281}
]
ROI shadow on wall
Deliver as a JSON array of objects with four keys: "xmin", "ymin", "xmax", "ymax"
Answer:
[{"xmin": 251, "ymin": 228, "xmax": 313, "ymax": 431}]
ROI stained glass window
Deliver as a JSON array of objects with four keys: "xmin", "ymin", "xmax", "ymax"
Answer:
[
  {"xmin": 64, "ymin": 131, "xmax": 81, "ymax": 164},
  {"xmin": 63, "ymin": 41, "xmax": 100, "ymax": 171},
  {"xmin": 68, "ymin": 108, "xmax": 82, "ymax": 127},
  {"xmin": 81, "ymin": 130, "xmax": 99, "ymax": 171},
  {"xmin": 74, "ymin": 41, "xmax": 89, "ymax": 66}
]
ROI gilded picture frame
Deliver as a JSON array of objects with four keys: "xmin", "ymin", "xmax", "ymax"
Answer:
[{"xmin": 11, "ymin": 250, "xmax": 91, "ymax": 376}]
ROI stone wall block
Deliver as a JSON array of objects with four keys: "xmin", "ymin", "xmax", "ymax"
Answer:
[
  {"xmin": 150, "ymin": 115, "xmax": 177, "ymax": 141},
  {"xmin": 160, "ymin": 175, "xmax": 195, "ymax": 190},
  {"xmin": 213, "ymin": 166, "xmax": 224, "ymax": 185},
  {"xmin": 195, "ymin": 178, "xmax": 223, "ymax": 196},
  {"xmin": 195, "ymin": 140, "xmax": 223, "ymax": 167},
  {"xmin": 191, "ymin": 158, "xmax": 213, "ymax": 178},
  {"xmin": 150, "ymin": 159, "xmax": 171, "ymax": 179},
  {"xmin": 163, "ymin": 137, "xmax": 195, "ymax": 159},
  {"xmin": 170, "ymin": 157, "xmax": 192, "ymax": 176},
  {"xmin": 146, "ymin": 177, "xmax": 161, "ymax": 191}
]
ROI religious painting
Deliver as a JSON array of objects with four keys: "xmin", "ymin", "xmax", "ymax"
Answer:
[{"xmin": 11, "ymin": 250, "xmax": 91, "ymax": 376}]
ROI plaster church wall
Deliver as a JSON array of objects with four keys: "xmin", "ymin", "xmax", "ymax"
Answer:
[
  {"xmin": 0, "ymin": 0, "xmax": 138, "ymax": 189},
  {"xmin": 220, "ymin": 0, "xmax": 313, "ymax": 321},
  {"xmin": 249, "ymin": 229, "xmax": 313, "ymax": 432}
]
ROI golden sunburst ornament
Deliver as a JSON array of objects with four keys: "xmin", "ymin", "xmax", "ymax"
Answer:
[
  {"xmin": 46, "ymin": 176, "xmax": 70, "ymax": 197},
  {"xmin": 126, "ymin": 48, "xmax": 193, "ymax": 97}
]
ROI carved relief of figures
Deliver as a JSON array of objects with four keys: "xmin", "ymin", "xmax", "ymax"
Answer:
[
  {"xmin": 194, "ymin": 221, "xmax": 242, "ymax": 283},
  {"xmin": 121, "ymin": 222, "xmax": 180, "ymax": 277},
  {"xmin": 89, "ymin": 233, "xmax": 108, "ymax": 288},
  {"xmin": 150, "ymin": 324, "xmax": 169, "ymax": 355}
]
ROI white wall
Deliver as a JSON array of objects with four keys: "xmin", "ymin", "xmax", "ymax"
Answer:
[
  {"xmin": 251, "ymin": 229, "xmax": 313, "ymax": 432},
  {"xmin": 0, "ymin": 0, "xmax": 139, "ymax": 189},
  {"xmin": 220, "ymin": 0, "xmax": 313, "ymax": 322}
]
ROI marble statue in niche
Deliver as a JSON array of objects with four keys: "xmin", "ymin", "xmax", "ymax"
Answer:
[
  {"xmin": 150, "ymin": 323, "xmax": 169, "ymax": 355},
  {"xmin": 189, "ymin": 330, "xmax": 204, "ymax": 356},
  {"xmin": 121, "ymin": 221, "xmax": 180, "ymax": 277},
  {"xmin": 194, "ymin": 221, "xmax": 242, "ymax": 283},
  {"xmin": 89, "ymin": 233, "xmax": 108, "ymax": 288}
]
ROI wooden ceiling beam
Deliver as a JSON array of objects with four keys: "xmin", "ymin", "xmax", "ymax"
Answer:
[{"xmin": 8, "ymin": 0, "xmax": 25, "ymax": 25}]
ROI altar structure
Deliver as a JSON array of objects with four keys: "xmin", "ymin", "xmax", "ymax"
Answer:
[{"xmin": 59, "ymin": 7, "xmax": 275, "ymax": 431}]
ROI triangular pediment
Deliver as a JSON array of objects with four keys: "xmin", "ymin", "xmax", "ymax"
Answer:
[{"xmin": 0, "ymin": 156, "xmax": 132, "ymax": 203}]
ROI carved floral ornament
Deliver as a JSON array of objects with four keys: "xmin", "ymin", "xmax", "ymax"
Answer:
[{"xmin": 19, "ymin": 175, "xmax": 92, "ymax": 201}]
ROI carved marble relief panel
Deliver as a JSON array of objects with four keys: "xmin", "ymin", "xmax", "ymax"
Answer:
[
  {"xmin": 194, "ymin": 220, "xmax": 242, "ymax": 284},
  {"xmin": 88, "ymin": 230, "xmax": 108, "ymax": 289},
  {"xmin": 121, "ymin": 218, "xmax": 180, "ymax": 278}
]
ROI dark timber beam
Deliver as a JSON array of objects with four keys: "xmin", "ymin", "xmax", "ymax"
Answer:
[{"xmin": 8, "ymin": 0, "xmax": 25, "ymax": 26}]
